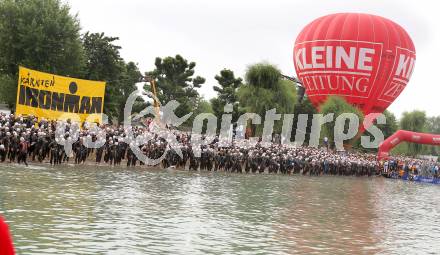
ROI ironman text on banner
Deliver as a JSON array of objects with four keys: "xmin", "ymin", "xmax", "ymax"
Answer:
[{"xmin": 15, "ymin": 66, "xmax": 106, "ymax": 123}]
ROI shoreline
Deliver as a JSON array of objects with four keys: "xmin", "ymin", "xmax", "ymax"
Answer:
[{"xmin": 1, "ymin": 159, "xmax": 382, "ymax": 178}]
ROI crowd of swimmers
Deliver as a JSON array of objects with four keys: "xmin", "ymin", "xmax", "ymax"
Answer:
[
  {"xmin": 381, "ymin": 156, "xmax": 440, "ymax": 179},
  {"xmin": 3, "ymin": 113, "xmax": 437, "ymax": 178}
]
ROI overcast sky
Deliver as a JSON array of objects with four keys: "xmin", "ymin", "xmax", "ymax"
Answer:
[{"xmin": 69, "ymin": 0, "xmax": 440, "ymax": 118}]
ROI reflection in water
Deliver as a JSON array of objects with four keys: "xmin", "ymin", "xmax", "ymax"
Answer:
[
  {"xmin": 1, "ymin": 165, "xmax": 439, "ymax": 254},
  {"xmin": 275, "ymin": 178, "xmax": 381, "ymax": 254}
]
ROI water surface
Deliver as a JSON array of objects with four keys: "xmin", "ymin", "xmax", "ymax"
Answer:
[{"xmin": 1, "ymin": 164, "xmax": 439, "ymax": 254}]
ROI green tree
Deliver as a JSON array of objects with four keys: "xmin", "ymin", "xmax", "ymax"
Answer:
[
  {"xmin": 0, "ymin": 0, "xmax": 85, "ymax": 108},
  {"xmin": 193, "ymin": 99, "xmax": 213, "ymax": 116},
  {"xmin": 426, "ymin": 116, "xmax": 440, "ymax": 134},
  {"xmin": 400, "ymin": 110, "xmax": 427, "ymax": 132},
  {"xmin": 319, "ymin": 96, "xmax": 364, "ymax": 149},
  {"xmin": 82, "ymin": 32, "xmax": 143, "ymax": 122},
  {"xmin": 399, "ymin": 110, "xmax": 427, "ymax": 155},
  {"xmin": 82, "ymin": 32, "xmax": 122, "ymax": 81},
  {"xmin": 245, "ymin": 63, "xmax": 280, "ymax": 89},
  {"xmin": 292, "ymin": 96, "xmax": 317, "ymax": 145},
  {"xmin": 116, "ymin": 62, "xmax": 145, "ymax": 123},
  {"xmin": 181, "ymin": 97, "xmax": 213, "ymax": 129},
  {"xmin": 424, "ymin": 116, "xmax": 440, "ymax": 155},
  {"xmin": 146, "ymin": 55, "xmax": 205, "ymax": 119},
  {"xmin": 357, "ymin": 110, "xmax": 398, "ymax": 152},
  {"xmin": 0, "ymin": 74, "xmax": 15, "ymax": 108},
  {"xmin": 391, "ymin": 143, "xmax": 410, "ymax": 156},
  {"xmin": 82, "ymin": 31, "xmax": 123, "ymax": 121},
  {"xmin": 211, "ymin": 69, "xmax": 242, "ymax": 127},
  {"xmin": 237, "ymin": 63, "xmax": 296, "ymax": 135},
  {"xmin": 380, "ymin": 110, "xmax": 399, "ymax": 138}
]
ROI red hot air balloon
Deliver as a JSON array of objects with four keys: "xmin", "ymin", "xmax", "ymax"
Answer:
[{"xmin": 293, "ymin": 13, "xmax": 416, "ymax": 116}]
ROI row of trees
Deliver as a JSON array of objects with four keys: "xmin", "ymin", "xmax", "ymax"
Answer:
[
  {"xmin": 0, "ymin": 0, "xmax": 143, "ymax": 122},
  {"xmin": 0, "ymin": 0, "xmax": 438, "ymax": 157},
  {"xmin": 318, "ymin": 96, "xmax": 440, "ymax": 156},
  {"xmin": 145, "ymin": 57, "xmax": 300, "ymax": 133},
  {"xmin": 392, "ymin": 111, "xmax": 440, "ymax": 156}
]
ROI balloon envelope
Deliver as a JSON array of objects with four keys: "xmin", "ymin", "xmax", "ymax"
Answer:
[{"xmin": 293, "ymin": 13, "xmax": 416, "ymax": 116}]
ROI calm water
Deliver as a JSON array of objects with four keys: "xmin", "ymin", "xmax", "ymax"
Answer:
[{"xmin": 1, "ymin": 164, "xmax": 439, "ymax": 255}]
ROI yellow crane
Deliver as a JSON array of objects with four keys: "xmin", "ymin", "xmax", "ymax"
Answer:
[{"xmin": 141, "ymin": 75, "xmax": 161, "ymax": 120}]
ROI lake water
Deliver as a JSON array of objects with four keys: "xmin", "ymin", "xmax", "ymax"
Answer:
[{"xmin": 1, "ymin": 164, "xmax": 439, "ymax": 254}]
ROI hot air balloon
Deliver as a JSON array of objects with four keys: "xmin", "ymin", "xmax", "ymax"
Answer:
[{"xmin": 293, "ymin": 13, "xmax": 416, "ymax": 116}]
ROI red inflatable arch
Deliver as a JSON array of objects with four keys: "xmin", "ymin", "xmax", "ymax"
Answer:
[{"xmin": 378, "ymin": 130, "xmax": 440, "ymax": 160}]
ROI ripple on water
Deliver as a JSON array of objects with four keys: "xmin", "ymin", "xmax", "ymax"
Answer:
[{"xmin": 1, "ymin": 165, "xmax": 440, "ymax": 254}]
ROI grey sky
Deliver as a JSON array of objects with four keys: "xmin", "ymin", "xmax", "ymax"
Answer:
[{"xmin": 69, "ymin": 0, "xmax": 439, "ymax": 118}]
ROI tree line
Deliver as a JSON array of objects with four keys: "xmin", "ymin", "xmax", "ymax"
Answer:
[
  {"xmin": 0, "ymin": 0, "xmax": 144, "ymax": 123},
  {"xmin": 0, "ymin": 0, "xmax": 437, "ymax": 157}
]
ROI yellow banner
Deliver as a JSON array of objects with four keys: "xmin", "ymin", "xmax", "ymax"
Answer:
[{"xmin": 16, "ymin": 66, "xmax": 106, "ymax": 123}]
